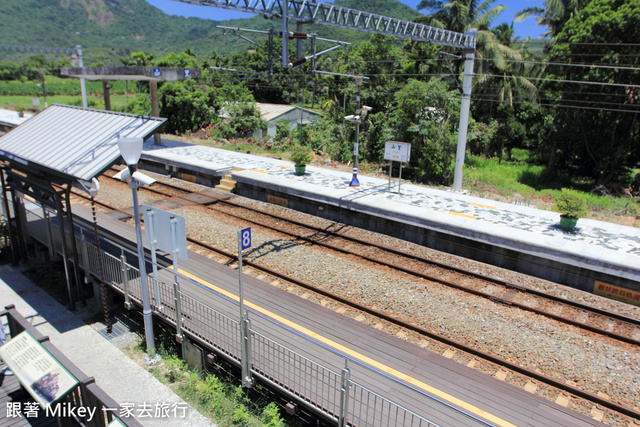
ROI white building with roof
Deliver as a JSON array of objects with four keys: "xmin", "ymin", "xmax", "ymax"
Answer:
[{"xmin": 253, "ymin": 103, "xmax": 323, "ymax": 139}]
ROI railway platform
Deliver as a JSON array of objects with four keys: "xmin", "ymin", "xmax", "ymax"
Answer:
[
  {"xmin": 140, "ymin": 138, "xmax": 640, "ymax": 300},
  {"xmin": 22, "ymin": 200, "xmax": 605, "ymax": 426}
]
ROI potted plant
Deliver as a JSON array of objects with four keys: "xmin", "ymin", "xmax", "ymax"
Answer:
[
  {"xmin": 16, "ymin": 105, "xmax": 26, "ymax": 118},
  {"xmin": 291, "ymin": 146, "xmax": 312, "ymax": 176},
  {"xmin": 553, "ymin": 188, "xmax": 587, "ymax": 231}
]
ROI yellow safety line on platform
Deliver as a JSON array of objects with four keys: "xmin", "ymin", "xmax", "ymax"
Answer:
[
  {"xmin": 178, "ymin": 268, "xmax": 515, "ymax": 427},
  {"xmin": 450, "ymin": 211, "xmax": 477, "ymax": 219},
  {"xmin": 278, "ymin": 165, "xmax": 294, "ymax": 169},
  {"xmin": 252, "ymin": 169, "xmax": 269, "ymax": 174},
  {"xmin": 470, "ymin": 202, "xmax": 496, "ymax": 210}
]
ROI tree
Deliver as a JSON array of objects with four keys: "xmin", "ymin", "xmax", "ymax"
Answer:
[
  {"xmin": 159, "ymin": 80, "xmax": 214, "ymax": 134},
  {"xmin": 542, "ymin": 0, "xmax": 640, "ymax": 186},
  {"xmin": 388, "ymin": 78, "xmax": 460, "ymax": 184},
  {"xmin": 515, "ymin": 0, "xmax": 591, "ymax": 38},
  {"xmin": 416, "ymin": 0, "xmax": 524, "ymax": 117}
]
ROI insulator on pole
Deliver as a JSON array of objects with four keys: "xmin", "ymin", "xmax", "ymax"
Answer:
[{"xmin": 289, "ymin": 57, "xmax": 307, "ymax": 68}]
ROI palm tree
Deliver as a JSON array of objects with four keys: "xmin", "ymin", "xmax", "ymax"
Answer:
[
  {"xmin": 515, "ymin": 0, "xmax": 591, "ymax": 38},
  {"xmin": 415, "ymin": 0, "xmax": 515, "ymax": 81},
  {"xmin": 416, "ymin": 0, "xmax": 506, "ymax": 34}
]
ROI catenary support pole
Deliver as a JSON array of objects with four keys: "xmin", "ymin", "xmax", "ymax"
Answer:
[
  {"xmin": 282, "ymin": 0, "xmax": 289, "ymax": 68},
  {"xmin": 452, "ymin": 29, "xmax": 477, "ymax": 192}
]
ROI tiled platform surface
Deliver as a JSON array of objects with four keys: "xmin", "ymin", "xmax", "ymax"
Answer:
[{"xmin": 142, "ymin": 139, "xmax": 640, "ymax": 289}]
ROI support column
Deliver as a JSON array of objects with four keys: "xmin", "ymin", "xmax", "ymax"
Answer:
[
  {"xmin": 452, "ymin": 29, "xmax": 477, "ymax": 192},
  {"xmin": 150, "ymin": 80, "xmax": 161, "ymax": 145},
  {"xmin": 101, "ymin": 80, "xmax": 112, "ymax": 111},
  {"xmin": 282, "ymin": 0, "xmax": 289, "ymax": 68},
  {"xmin": 75, "ymin": 45, "xmax": 88, "ymax": 108},
  {"xmin": 296, "ymin": 21, "xmax": 304, "ymax": 68},
  {"xmin": 64, "ymin": 186, "xmax": 84, "ymax": 305}
]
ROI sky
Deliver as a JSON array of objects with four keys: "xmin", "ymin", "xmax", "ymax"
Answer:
[{"xmin": 145, "ymin": 0, "xmax": 548, "ymax": 39}]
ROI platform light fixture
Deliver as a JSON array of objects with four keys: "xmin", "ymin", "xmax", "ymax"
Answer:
[{"xmin": 116, "ymin": 137, "xmax": 160, "ymax": 365}]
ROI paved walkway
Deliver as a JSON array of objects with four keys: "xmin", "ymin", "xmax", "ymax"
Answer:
[
  {"xmin": 143, "ymin": 139, "xmax": 640, "ymax": 258},
  {"xmin": 0, "ymin": 264, "xmax": 214, "ymax": 427}
]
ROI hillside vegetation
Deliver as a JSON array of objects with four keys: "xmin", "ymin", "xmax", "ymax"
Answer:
[{"xmin": 0, "ymin": 0, "xmax": 418, "ymax": 64}]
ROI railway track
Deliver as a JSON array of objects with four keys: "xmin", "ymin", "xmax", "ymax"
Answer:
[{"xmin": 67, "ymin": 170, "xmax": 640, "ymax": 423}]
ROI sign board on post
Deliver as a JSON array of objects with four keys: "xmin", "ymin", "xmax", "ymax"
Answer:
[
  {"xmin": 384, "ymin": 141, "xmax": 411, "ymax": 163},
  {"xmin": 240, "ymin": 227, "xmax": 252, "ymax": 251},
  {"xmin": 384, "ymin": 141, "xmax": 411, "ymax": 193},
  {"xmin": 143, "ymin": 205, "xmax": 187, "ymax": 261},
  {"xmin": 0, "ymin": 330, "xmax": 79, "ymax": 408},
  {"xmin": 143, "ymin": 205, "xmax": 188, "ymax": 308},
  {"xmin": 237, "ymin": 226, "xmax": 254, "ymax": 388}
]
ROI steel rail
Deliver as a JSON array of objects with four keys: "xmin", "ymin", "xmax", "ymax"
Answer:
[
  {"xmin": 103, "ymin": 169, "xmax": 640, "ymax": 341},
  {"xmin": 69, "ymin": 182, "xmax": 640, "ymax": 421},
  {"xmin": 210, "ymin": 199, "xmax": 640, "ymax": 346}
]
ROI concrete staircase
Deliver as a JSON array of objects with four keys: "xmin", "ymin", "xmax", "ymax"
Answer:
[{"xmin": 215, "ymin": 168, "xmax": 242, "ymax": 193}]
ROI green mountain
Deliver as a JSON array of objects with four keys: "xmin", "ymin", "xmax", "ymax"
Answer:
[{"xmin": 0, "ymin": 0, "xmax": 422, "ymax": 65}]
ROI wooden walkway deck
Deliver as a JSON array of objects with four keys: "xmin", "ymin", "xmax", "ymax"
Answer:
[{"xmin": 0, "ymin": 363, "xmax": 57, "ymax": 427}]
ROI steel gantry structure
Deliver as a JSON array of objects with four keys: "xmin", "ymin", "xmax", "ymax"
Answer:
[{"xmin": 173, "ymin": 0, "xmax": 476, "ymax": 190}]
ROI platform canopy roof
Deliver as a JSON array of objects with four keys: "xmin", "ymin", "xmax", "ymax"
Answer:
[{"xmin": 0, "ymin": 104, "xmax": 165, "ymax": 194}]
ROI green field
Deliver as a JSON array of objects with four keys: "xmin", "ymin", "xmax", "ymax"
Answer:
[{"xmin": 0, "ymin": 95, "xmax": 136, "ymax": 111}]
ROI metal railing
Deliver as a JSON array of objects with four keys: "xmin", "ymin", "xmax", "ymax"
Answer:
[
  {"xmin": 28, "ymin": 203, "xmax": 490, "ymax": 426},
  {"xmin": 1, "ymin": 305, "xmax": 143, "ymax": 427}
]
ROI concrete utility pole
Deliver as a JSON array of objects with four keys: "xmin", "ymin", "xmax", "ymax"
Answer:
[
  {"xmin": 452, "ymin": 29, "xmax": 477, "ymax": 192},
  {"xmin": 75, "ymin": 45, "xmax": 88, "ymax": 108}
]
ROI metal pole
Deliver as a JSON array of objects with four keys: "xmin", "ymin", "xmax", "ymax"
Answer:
[
  {"xmin": 147, "ymin": 208, "xmax": 161, "ymax": 307},
  {"xmin": 388, "ymin": 161, "xmax": 392, "ymax": 192},
  {"xmin": 130, "ymin": 180, "xmax": 159, "ymax": 363},
  {"xmin": 170, "ymin": 217, "xmax": 179, "ymax": 297},
  {"xmin": 0, "ymin": 170, "xmax": 18, "ymax": 265},
  {"xmin": 296, "ymin": 21, "xmax": 304, "ymax": 67},
  {"xmin": 237, "ymin": 230, "xmax": 253, "ymax": 387},
  {"xmin": 64, "ymin": 186, "xmax": 84, "ymax": 306},
  {"xmin": 43, "ymin": 209, "xmax": 54, "ymax": 259},
  {"xmin": 150, "ymin": 80, "xmax": 161, "ymax": 145},
  {"xmin": 120, "ymin": 251, "xmax": 132, "ymax": 310},
  {"xmin": 282, "ymin": 0, "xmax": 289, "ymax": 68},
  {"xmin": 452, "ymin": 29, "xmax": 477, "ymax": 191},
  {"xmin": 40, "ymin": 71, "xmax": 48, "ymax": 108},
  {"xmin": 237, "ymin": 230, "xmax": 245, "ymax": 321},
  {"xmin": 75, "ymin": 45, "xmax": 88, "ymax": 108},
  {"xmin": 349, "ymin": 78, "xmax": 363, "ymax": 187},
  {"xmin": 339, "ymin": 361, "xmax": 351, "ymax": 427}
]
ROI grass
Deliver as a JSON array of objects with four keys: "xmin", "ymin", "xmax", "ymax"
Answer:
[
  {"xmin": 0, "ymin": 95, "xmax": 135, "ymax": 111},
  {"xmin": 463, "ymin": 149, "xmax": 640, "ymax": 223},
  {"xmin": 125, "ymin": 325, "xmax": 292, "ymax": 427}
]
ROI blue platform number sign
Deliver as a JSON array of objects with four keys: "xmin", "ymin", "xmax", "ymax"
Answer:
[
  {"xmin": 184, "ymin": 69, "xmax": 191, "ymax": 78},
  {"xmin": 153, "ymin": 67, "xmax": 161, "ymax": 77},
  {"xmin": 240, "ymin": 227, "xmax": 252, "ymax": 251}
]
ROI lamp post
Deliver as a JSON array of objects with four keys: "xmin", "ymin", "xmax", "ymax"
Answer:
[{"xmin": 117, "ymin": 137, "xmax": 160, "ymax": 365}]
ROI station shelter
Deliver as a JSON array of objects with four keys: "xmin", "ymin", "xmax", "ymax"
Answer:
[{"xmin": 0, "ymin": 104, "xmax": 165, "ymax": 310}]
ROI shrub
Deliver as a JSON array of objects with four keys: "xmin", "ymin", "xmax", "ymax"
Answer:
[
  {"xmin": 290, "ymin": 146, "xmax": 312, "ymax": 166},
  {"xmin": 553, "ymin": 188, "xmax": 588, "ymax": 218}
]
